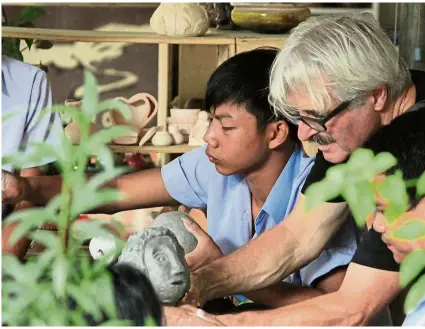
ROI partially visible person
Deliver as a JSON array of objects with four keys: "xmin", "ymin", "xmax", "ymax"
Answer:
[
  {"xmin": 69, "ymin": 263, "xmax": 163, "ymax": 326},
  {"xmin": 2, "ymin": 55, "xmax": 63, "ymax": 259},
  {"xmin": 365, "ymin": 109, "xmax": 425, "ymax": 326}
]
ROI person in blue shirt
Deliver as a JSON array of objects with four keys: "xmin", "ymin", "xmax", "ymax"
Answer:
[
  {"xmin": 1, "ymin": 48, "xmax": 357, "ymax": 309},
  {"xmin": 2, "ymin": 56, "xmax": 63, "ymax": 260}
]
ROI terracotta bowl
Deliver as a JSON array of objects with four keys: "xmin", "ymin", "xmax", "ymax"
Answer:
[
  {"xmin": 231, "ymin": 3, "xmax": 311, "ymax": 33},
  {"xmin": 110, "ymin": 93, "xmax": 158, "ymax": 130}
]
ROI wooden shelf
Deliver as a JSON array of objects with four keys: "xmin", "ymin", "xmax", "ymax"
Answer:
[
  {"xmin": 108, "ymin": 143, "xmax": 199, "ymax": 154},
  {"xmin": 2, "ymin": 26, "xmax": 289, "ymax": 45}
]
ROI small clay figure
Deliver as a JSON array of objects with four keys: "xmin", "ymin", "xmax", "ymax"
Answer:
[
  {"xmin": 168, "ymin": 125, "xmax": 184, "ymax": 145},
  {"xmin": 188, "ymin": 111, "xmax": 210, "ymax": 146},
  {"xmin": 151, "ymin": 130, "xmax": 173, "ymax": 146},
  {"xmin": 118, "ymin": 227, "xmax": 190, "ymax": 305},
  {"xmin": 151, "ymin": 211, "xmax": 198, "ymax": 254}
]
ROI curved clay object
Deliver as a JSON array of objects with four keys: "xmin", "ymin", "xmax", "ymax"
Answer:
[
  {"xmin": 151, "ymin": 131, "xmax": 173, "ymax": 146},
  {"xmin": 110, "ymin": 93, "xmax": 158, "ymax": 130},
  {"xmin": 151, "ymin": 211, "xmax": 198, "ymax": 254},
  {"xmin": 64, "ymin": 120, "xmax": 101, "ymax": 144},
  {"xmin": 150, "ymin": 3, "xmax": 209, "ymax": 37},
  {"xmin": 139, "ymin": 126, "xmax": 159, "ymax": 147},
  {"xmin": 169, "ymin": 125, "xmax": 184, "ymax": 145}
]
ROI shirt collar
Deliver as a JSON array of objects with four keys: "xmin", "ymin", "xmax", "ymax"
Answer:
[{"xmin": 261, "ymin": 146, "xmax": 303, "ymax": 221}]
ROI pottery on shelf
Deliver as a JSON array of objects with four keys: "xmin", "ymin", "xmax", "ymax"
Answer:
[
  {"xmin": 151, "ymin": 130, "xmax": 174, "ymax": 146},
  {"xmin": 139, "ymin": 126, "xmax": 159, "ymax": 147},
  {"xmin": 64, "ymin": 120, "xmax": 102, "ymax": 144},
  {"xmin": 150, "ymin": 3, "xmax": 209, "ymax": 37},
  {"xmin": 110, "ymin": 93, "xmax": 158, "ymax": 130},
  {"xmin": 230, "ymin": 3, "xmax": 311, "ymax": 33},
  {"xmin": 168, "ymin": 125, "xmax": 184, "ymax": 145},
  {"xmin": 188, "ymin": 111, "xmax": 210, "ymax": 146}
]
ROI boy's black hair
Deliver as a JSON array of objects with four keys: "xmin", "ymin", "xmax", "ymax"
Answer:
[
  {"xmin": 69, "ymin": 263, "xmax": 162, "ymax": 326},
  {"xmin": 204, "ymin": 47, "xmax": 297, "ymax": 141},
  {"xmin": 364, "ymin": 104, "xmax": 425, "ymax": 207}
]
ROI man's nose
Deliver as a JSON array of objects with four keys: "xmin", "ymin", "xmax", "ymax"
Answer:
[
  {"xmin": 373, "ymin": 215, "xmax": 388, "ymax": 234},
  {"xmin": 298, "ymin": 121, "xmax": 318, "ymax": 142}
]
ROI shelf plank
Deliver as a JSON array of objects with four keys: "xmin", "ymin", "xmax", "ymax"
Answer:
[
  {"xmin": 108, "ymin": 144, "xmax": 199, "ymax": 154},
  {"xmin": 2, "ymin": 26, "xmax": 290, "ymax": 45}
]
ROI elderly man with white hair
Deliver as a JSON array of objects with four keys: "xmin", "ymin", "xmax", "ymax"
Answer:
[{"xmin": 164, "ymin": 13, "xmax": 425, "ymax": 326}]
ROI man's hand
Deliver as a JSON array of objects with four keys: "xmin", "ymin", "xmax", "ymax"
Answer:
[
  {"xmin": 163, "ymin": 305, "xmax": 224, "ymax": 326},
  {"xmin": 2, "ymin": 170, "xmax": 27, "ymax": 204},
  {"xmin": 183, "ymin": 216, "xmax": 223, "ymax": 271}
]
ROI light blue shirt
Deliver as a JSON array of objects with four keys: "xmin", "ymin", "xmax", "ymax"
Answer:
[
  {"xmin": 403, "ymin": 298, "xmax": 425, "ymax": 326},
  {"xmin": 2, "ymin": 56, "xmax": 63, "ymax": 172},
  {"xmin": 162, "ymin": 145, "xmax": 358, "ymax": 287}
]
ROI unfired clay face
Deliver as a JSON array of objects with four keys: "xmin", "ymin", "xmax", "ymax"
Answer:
[
  {"xmin": 151, "ymin": 212, "xmax": 198, "ymax": 254},
  {"xmin": 144, "ymin": 235, "xmax": 189, "ymax": 305},
  {"xmin": 118, "ymin": 227, "xmax": 190, "ymax": 305}
]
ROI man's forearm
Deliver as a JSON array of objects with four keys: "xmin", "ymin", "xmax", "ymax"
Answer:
[
  {"xmin": 244, "ymin": 281, "xmax": 325, "ymax": 309},
  {"xmin": 218, "ymin": 290, "xmax": 367, "ymax": 326},
  {"xmin": 196, "ymin": 222, "xmax": 314, "ymax": 302}
]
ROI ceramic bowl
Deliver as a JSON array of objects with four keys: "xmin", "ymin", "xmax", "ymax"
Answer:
[
  {"xmin": 231, "ymin": 3, "xmax": 311, "ymax": 33},
  {"xmin": 170, "ymin": 109, "xmax": 200, "ymax": 122}
]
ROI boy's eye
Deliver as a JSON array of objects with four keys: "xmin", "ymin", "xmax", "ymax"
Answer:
[{"xmin": 222, "ymin": 127, "xmax": 234, "ymax": 131}]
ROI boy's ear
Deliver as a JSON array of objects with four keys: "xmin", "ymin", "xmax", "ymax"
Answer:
[{"xmin": 268, "ymin": 121, "xmax": 290, "ymax": 149}]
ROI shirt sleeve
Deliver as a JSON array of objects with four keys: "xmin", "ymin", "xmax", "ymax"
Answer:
[
  {"xmin": 20, "ymin": 70, "xmax": 63, "ymax": 168},
  {"xmin": 298, "ymin": 215, "xmax": 359, "ymax": 286},
  {"xmin": 351, "ymin": 229, "xmax": 399, "ymax": 272},
  {"xmin": 161, "ymin": 146, "xmax": 214, "ymax": 209}
]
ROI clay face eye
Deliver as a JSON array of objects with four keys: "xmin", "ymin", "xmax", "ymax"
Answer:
[{"xmin": 154, "ymin": 252, "xmax": 167, "ymax": 263}]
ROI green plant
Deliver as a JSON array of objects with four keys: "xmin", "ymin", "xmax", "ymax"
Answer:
[
  {"xmin": 304, "ymin": 148, "xmax": 425, "ymax": 314},
  {"xmin": 1, "ymin": 71, "xmax": 150, "ymax": 325},
  {"xmin": 2, "ymin": 6, "xmax": 53, "ymax": 62}
]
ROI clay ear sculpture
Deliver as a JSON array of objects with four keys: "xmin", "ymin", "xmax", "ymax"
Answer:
[{"xmin": 151, "ymin": 211, "xmax": 198, "ymax": 254}]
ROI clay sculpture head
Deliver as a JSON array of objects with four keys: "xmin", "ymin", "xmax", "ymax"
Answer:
[
  {"xmin": 151, "ymin": 211, "xmax": 198, "ymax": 254},
  {"xmin": 118, "ymin": 227, "xmax": 189, "ymax": 305}
]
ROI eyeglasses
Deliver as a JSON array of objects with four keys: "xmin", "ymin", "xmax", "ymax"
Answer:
[{"xmin": 298, "ymin": 100, "xmax": 353, "ymax": 132}]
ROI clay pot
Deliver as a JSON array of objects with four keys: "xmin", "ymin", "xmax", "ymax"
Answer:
[
  {"xmin": 151, "ymin": 131, "xmax": 173, "ymax": 146},
  {"xmin": 150, "ymin": 3, "xmax": 209, "ymax": 37},
  {"xmin": 64, "ymin": 120, "xmax": 101, "ymax": 144},
  {"xmin": 110, "ymin": 93, "xmax": 158, "ymax": 130}
]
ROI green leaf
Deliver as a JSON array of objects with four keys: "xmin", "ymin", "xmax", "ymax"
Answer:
[
  {"xmin": 343, "ymin": 181, "xmax": 376, "ymax": 227},
  {"xmin": 70, "ymin": 220, "xmax": 116, "ymax": 242},
  {"xmin": 67, "ymin": 283, "xmax": 103, "ymax": 321},
  {"xmin": 18, "ymin": 21, "xmax": 34, "ymax": 28},
  {"xmin": 69, "ymin": 310, "xmax": 88, "ymax": 326},
  {"xmin": 400, "ymin": 249, "xmax": 425, "ymax": 287},
  {"xmin": 304, "ymin": 179, "xmax": 342, "ymax": 211},
  {"xmin": 86, "ymin": 166, "xmax": 129, "ymax": 191},
  {"xmin": 52, "ymin": 255, "xmax": 68, "ymax": 298},
  {"xmin": 92, "ymin": 273, "xmax": 118, "ymax": 319},
  {"xmin": 25, "ymin": 248, "xmax": 57, "ymax": 282},
  {"xmin": 392, "ymin": 219, "xmax": 425, "ymax": 240},
  {"xmin": 19, "ymin": 6, "xmax": 46, "ymax": 23},
  {"xmin": 82, "ymin": 71, "xmax": 99, "ymax": 119},
  {"xmin": 80, "ymin": 125, "xmax": 134, "ymax": 151},
  {"xmin": 2, "ymin": 254, "xmax": 26, "ymax": 282},
  {"xmin": 377, "ymin": 174, "xmax": 409, "ymax": 224},
  {"xmin": 144, "ymin": 316, "xmax": 158, "ymax": 326},
  {"xmin": 29, "ymin": 230, "xmax": 61, "ymax": 250},
  {"xmin": 101, "ymin": 319, "xmax": 133, "ymax": 326},
  {"xmin": 404, "ymin": 274, "xmax": 425, "ymax": 314},
  {"xmin": 71, "ymin": 189, "xmax": 121, "ymax": 217},
  {"xmin": 5, "ymin": 209, "xmax": 54, "ymax": 245},
  {"xmin": 417, "ymin": 172, "xmax": 425, "ymax": 196},
  {"xmin": 372, "ymin": 151, "xmax": 397, "ymax": 173},
  {"xmin": 96, "ymin": 99, "xmax": 132, "ymax": 121}
]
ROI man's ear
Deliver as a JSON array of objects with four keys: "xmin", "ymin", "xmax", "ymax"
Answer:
[
  {"xmin": 372, "ymin": 86, "xmax": 387, "ymax": 112},
  {"xmin": 268, "ymin": 121, "xmax": 290, "ymax": 150}
]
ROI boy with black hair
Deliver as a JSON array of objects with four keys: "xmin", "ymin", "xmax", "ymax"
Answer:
[{"xmin": 2, "ymin": 48, "xmax": 357, "ymax": 308}]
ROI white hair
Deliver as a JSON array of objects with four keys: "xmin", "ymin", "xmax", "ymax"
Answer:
[{"xmin": 269, "ymin": 13, "xmax": 412, "ymax": 123}]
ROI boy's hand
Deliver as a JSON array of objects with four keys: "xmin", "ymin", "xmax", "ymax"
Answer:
[
  {"xmin": 2, "ymin": 170, "xmax": 28, "ymax": 204},
  {"xmin": 182, "ymin": 215, "xmax": 223, "ymax": 271}
]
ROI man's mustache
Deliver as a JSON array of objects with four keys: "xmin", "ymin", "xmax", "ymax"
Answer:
[{"xmin": 309, "ymin": 134, "xmax": 335, "ymax": 145}]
